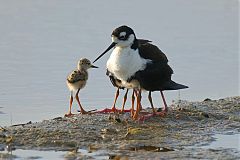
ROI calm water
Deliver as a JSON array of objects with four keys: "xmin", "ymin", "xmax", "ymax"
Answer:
[
  {"xmin": 203, "ymin": 134, "xmax": 240, "ymax": 151},
  {"xmin": 0, "ymin": 0, "xmax": 238, "ymax": 126},
  {"xmin": 0, "ymin": 134, "xmax": 239, "ymax": 159},
  {"xmin": 0, "ymin": 148, "xmax": 110, "ymax": 160}
]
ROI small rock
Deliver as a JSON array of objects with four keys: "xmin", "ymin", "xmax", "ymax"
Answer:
[
  {"xmin": 101, "ymin": 128, "xmax": 117, "ymax": 134},
  {"xmin": 53, "ymin": 117, "xmax": 63, "ymax": 121},
  {"xmin": 109, "ymin": 155, "xmax": 123, "ymax": 160},
  {"xmin": 178, "ymin": 108, "xmax": 186, "ymax": 111},
  {"xmin": 176, "ymin": 114, "xmax": 180, "ymax": 119},
  {"xmin": 158, "ymin": 147, "xmax": 174, "ymax": 152},
  {"xmin": 157, "ymin": 108, "xmax": 162, "ymax": 112},
  {"xmin": 200, "ymin": 112, "xmax": 209, "ymax": 118},
  {"xmin": 203, "ymin": 98, "xmax": 212, "ymax": 102}
]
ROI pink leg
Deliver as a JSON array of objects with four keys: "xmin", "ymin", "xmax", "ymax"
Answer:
[
  {"xmin": 133, "ymin": 89, "xmax": 142, "ymax": 120},
  {"xmin": 65, "ymin": 92, "xmax": 74, "ymax": 117},
  {"xmin": 131, "ymin": 89, "xmax": 135, "ymax": 117},
  {"xmin": 137, "ymin": 91, "xmax": 157, "ymax": 121},
  {"xmin": 97, "ymin": 88, "xmax": 121, "ymax": 113},
  {"xmin": 134, "ymin": 90, "xmax": 142, "ymax": 111},
  {"xmin": 111, "ymin": 88, "xmax": 119, "ymax": 112},
  {"xmin": 160, "ymin": 91, "xmax": 168, "ymax": 112},
  {"xmin": 139, "ymin": 91, "xmax": 168, "ymax": 121},
  {"xmin": 154, "ymin": 91, "xmax": 168, "ymax": 116},
  {"xmin": 76, "ymin": 89, "xmax": 88, "ymax": 114},
  {"xmin": 148, "ymin": 91, "xmax": 156, "ymax": 113},
  {"xmin": 120, "ymin": 89, "xmax": 131, "ymax": 113}
]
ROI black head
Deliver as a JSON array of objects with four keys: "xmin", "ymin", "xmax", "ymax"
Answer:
[
  {"xmin": 111, "ymin": 25, "xmax": 135, "ymax": 41},
  {"xmin": 93, "ymin": 25, "xmax": 138, "ymax": 63}
]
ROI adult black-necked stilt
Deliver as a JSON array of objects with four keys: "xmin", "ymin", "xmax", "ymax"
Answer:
[{"xmin": 93, "ymin": 25, "xmax": 188, "ymax": 120}]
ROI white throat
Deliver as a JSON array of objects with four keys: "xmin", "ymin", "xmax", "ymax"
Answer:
[{"xmin": 107, "ymin": 46, "xmax": 151, "ymax": 85}]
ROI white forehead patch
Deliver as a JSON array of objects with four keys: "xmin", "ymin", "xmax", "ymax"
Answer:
[{"xmin": 120, "ymin": 32, "xmax": 126, "ymax": 37}]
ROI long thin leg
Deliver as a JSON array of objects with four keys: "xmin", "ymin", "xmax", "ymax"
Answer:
[
  {"xmin": 139, "ymin": 91, "xmax": 142, "ymax": 111},
  {"xmin": 138, "ymin": 91, "xmax": 160, "ymax": 121},
  {"xmin": 131, "ymin": 89, "xmax": 135, "ymax": 117},
  {"xmin": 76, "ymin": 89, "xmax": 87, "ymax": 114},
  {"xmin": 65, "ymin": 92, "xmax": 74, "ymax": 117},
  {"xmin": 148, "ymin": 91, "xmax": 156, "ymax": 113},
  {"xmin": 111, "ymin": 88, "xmax": 120, "ymax": 112},
  {"xmin": 134, "ymin": 90, "xmax": 142, "ymax": 111},
  {"xmin": 133, "ymin": 89, "xmax": 141, "ymax": 120},
  {"xmin": 121, "ymin": 89, "xmax": 129, "ymax": 112},
  {"xmin": 96, "ymin": 88, "xmax": 121, "ymax": 113},
  {"xmin": 160, "ymin": 91, "xmax": 168, "ymax": 112},
  {"xmin": 137, "ymin": 91, "xmax": 168, "ymax": 121}
]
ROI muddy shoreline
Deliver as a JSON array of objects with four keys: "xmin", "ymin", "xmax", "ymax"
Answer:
[{"xmin": 1, "ymin": 97, "xmax": 240, "ymax": 159}]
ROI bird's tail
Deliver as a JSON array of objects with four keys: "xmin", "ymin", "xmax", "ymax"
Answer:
[{"xmin": 163, "ymin": 80, "xmax": 188, "ymax": 90}]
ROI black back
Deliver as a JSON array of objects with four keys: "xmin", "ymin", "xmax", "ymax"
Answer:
[{"xmin": 133, "ymin": 42, "xmax": 188, "ymax": 91}]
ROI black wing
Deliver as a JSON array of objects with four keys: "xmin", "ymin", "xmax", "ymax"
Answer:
[
  {"xmin": 135, "ymin": 42, "xmax": 188, "ymax": 91},
  {"xmin": 138, "ymin": 42, "xmax": 168, "ymax": 63}
]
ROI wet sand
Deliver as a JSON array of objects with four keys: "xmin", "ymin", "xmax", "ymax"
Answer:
[{"xmin": 0, "ymin": 96, "xmax": 240, "ymax": 159}]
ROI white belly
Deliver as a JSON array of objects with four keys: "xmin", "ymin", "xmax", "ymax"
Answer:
[
  {"xmin": 107, "ymin": 46, "xmax": 150, "ymax": 88},
  {"xmin": 66, "ymin": 80, "xmax": 86, "ymax": 91}
]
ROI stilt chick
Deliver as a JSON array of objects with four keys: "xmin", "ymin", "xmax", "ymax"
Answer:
[{"xmin": 65, "ymin": 58, "xmax": 98, "ymax": 117}]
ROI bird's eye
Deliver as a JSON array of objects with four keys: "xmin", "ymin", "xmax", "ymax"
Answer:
[{"xmin": 119, "ymin": 35, "xmax": 125, "ymax": 40}]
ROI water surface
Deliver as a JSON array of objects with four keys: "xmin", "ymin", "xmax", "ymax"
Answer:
[{"xmin": 0, "ymin": 134, "xmax": 239, "ymax": 159}]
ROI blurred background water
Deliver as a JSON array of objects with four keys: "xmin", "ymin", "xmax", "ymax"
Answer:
[{"xmin": 0, "ymin": 0, "xmax": 238, "ymax": 126}]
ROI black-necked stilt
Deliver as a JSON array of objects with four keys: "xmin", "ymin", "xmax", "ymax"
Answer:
[
  {"xmin": 93, "ymin": 25, "xmax": 188, "ymax": 120},
  {"xmin": 65, "ymin": 58, "xmax": 98, "ymax": 117}
]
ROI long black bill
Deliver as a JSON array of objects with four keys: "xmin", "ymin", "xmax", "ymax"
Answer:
[{"xmin": 93, "ymin": 42, "xmax": 116, "ymax": 63}]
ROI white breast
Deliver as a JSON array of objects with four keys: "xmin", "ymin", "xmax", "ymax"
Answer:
[{"xmin": 107, "ymin": 46, "xmax": 150, "ymax": 88}]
